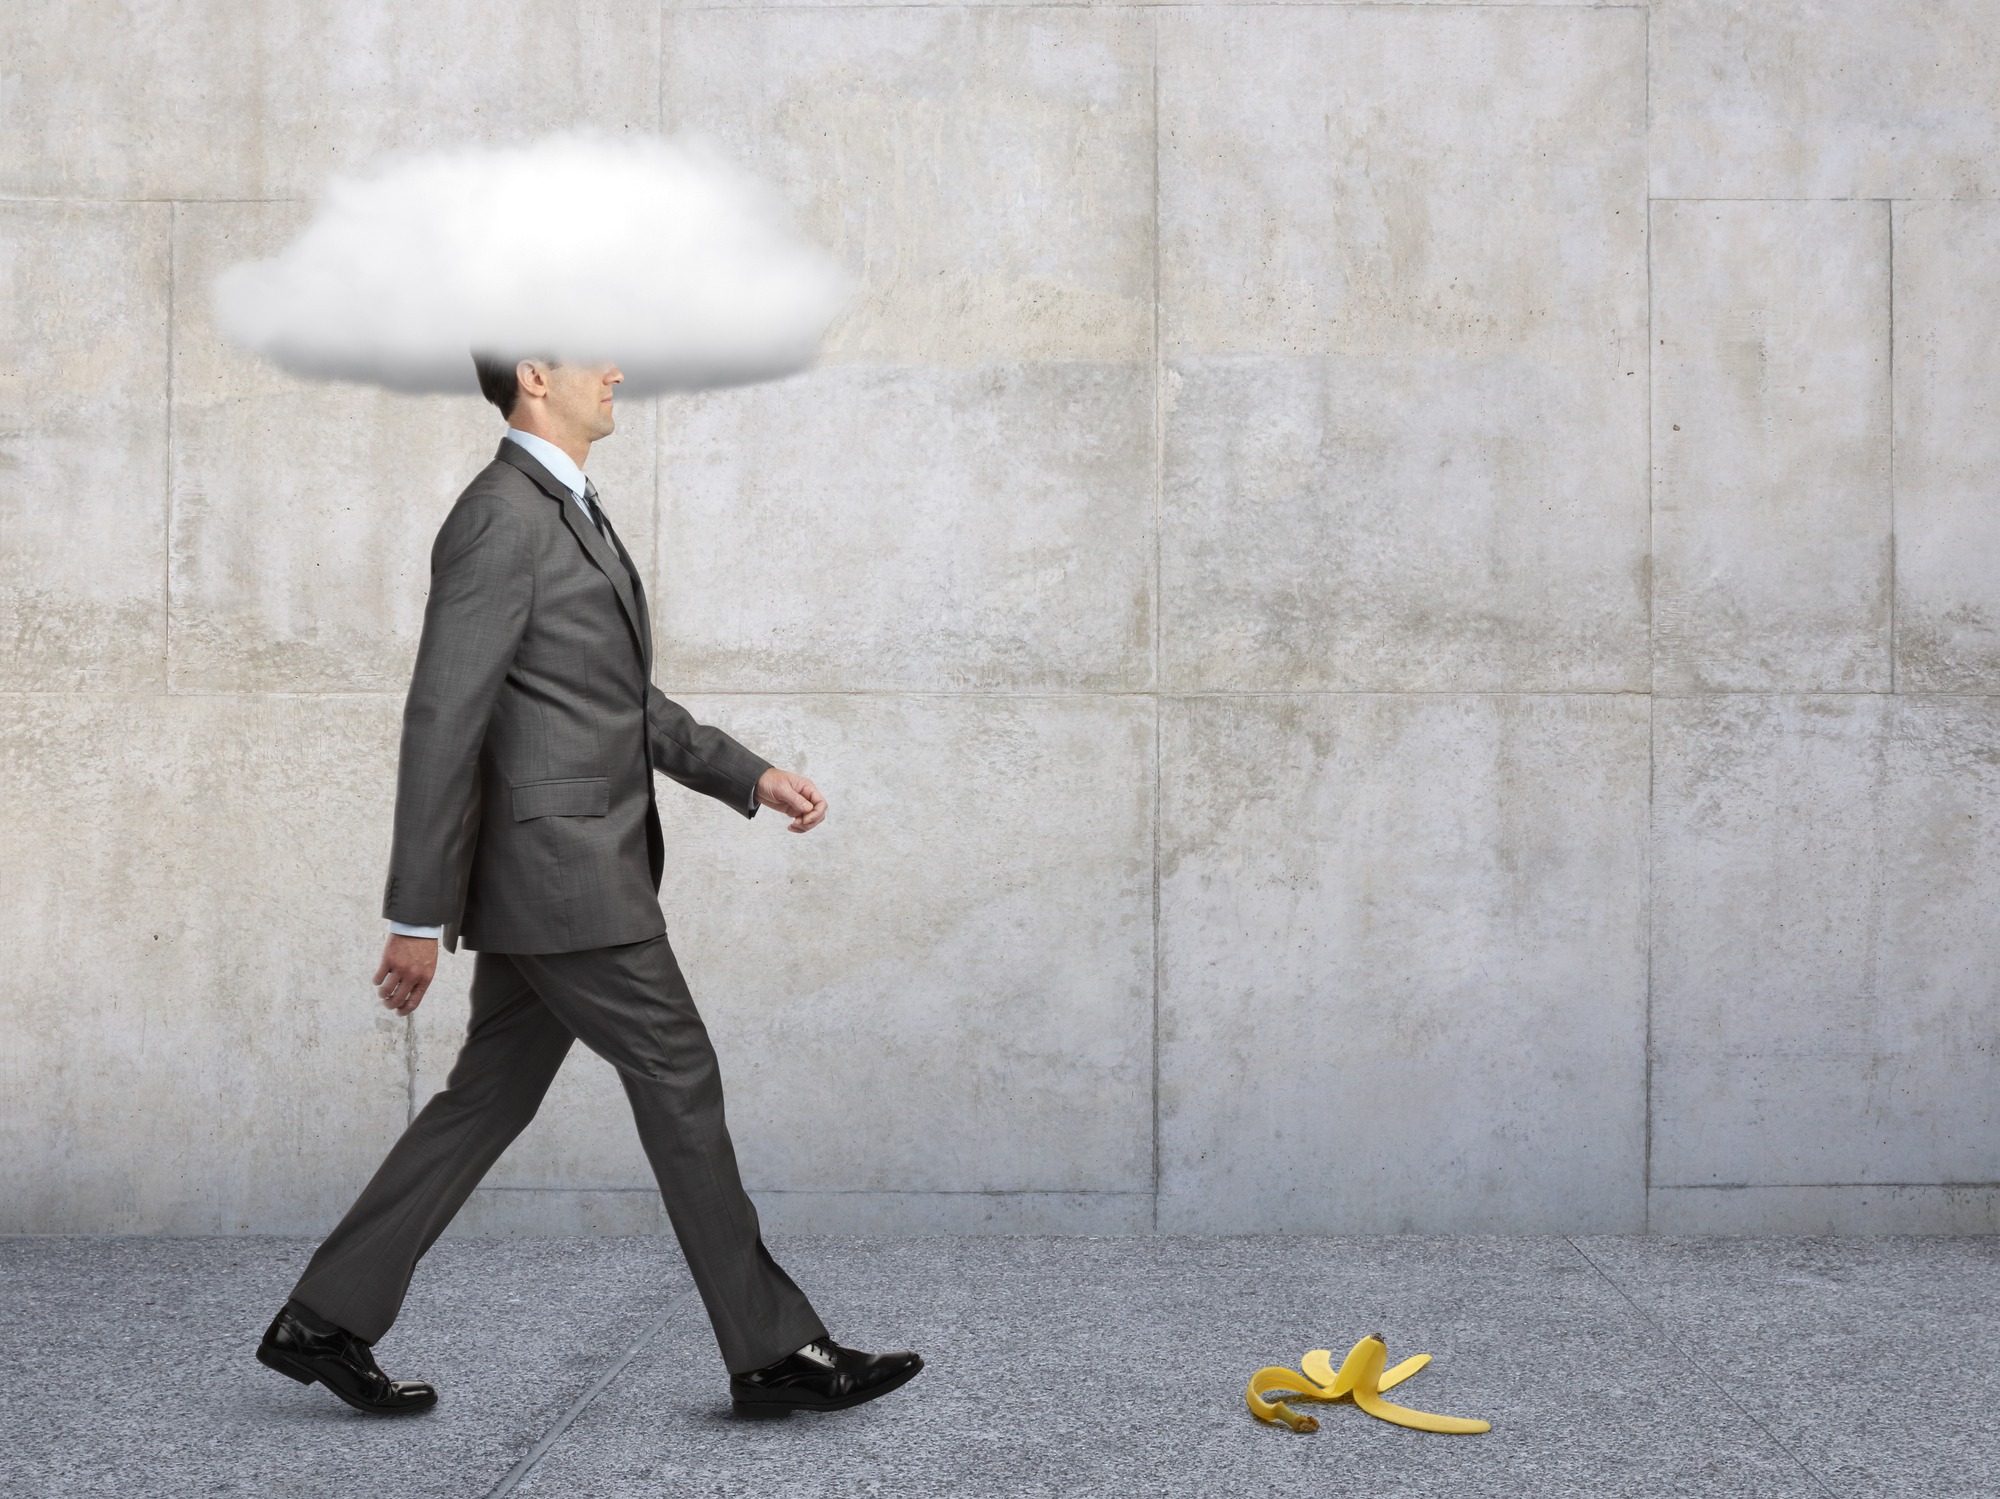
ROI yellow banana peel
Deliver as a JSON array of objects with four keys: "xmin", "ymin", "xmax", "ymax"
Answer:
[{"xmin": 1246, "ymin": 1334, "xmax": 1490, "ymax": 1436}]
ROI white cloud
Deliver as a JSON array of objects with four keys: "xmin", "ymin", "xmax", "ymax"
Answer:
[{"xmin": 212, "ymin": 134, "xmax": 853, "ymax": 396}]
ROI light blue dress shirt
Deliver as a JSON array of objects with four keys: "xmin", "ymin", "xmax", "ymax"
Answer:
[
  {"xmin": 500, "ymin": 427, "xmax": 595, "ymax": 518},
  {"xmin": 388, "ymin": 430, "xmax": 759, "ymax": 942}
]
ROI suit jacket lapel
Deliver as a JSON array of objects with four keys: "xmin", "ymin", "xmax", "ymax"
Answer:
[
  {"xmin": 595, "ymin": 508, "xmax": 655, "ymax": 678},
  {"xmin": 560, "ymin": 498, "xmax": 652, "ymax": 673},
  {"xmin": 494, "ymin": 441, "xmax": 650, "ymax": 671}
]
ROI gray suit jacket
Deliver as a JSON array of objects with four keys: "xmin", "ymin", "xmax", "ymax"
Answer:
[{"xmin": 382, "ymin": 440, "xmax": 770, "ymax": 954}]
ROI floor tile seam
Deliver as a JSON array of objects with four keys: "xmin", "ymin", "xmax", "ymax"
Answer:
[
  {"xmin": 1562, "ymin": 1235, "xmax": 1840, "ymax": 1499},
  {"xmin": 480, "ymin": 1282, "xmax": 705, "ymax": 1499}
]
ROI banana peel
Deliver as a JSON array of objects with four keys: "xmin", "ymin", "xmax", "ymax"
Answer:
[{"xmin": 1247, "ymin": 1333, "xmax": 1490, "ymax": 1435}]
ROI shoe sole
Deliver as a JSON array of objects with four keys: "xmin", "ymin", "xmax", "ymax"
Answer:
[
  {"xmin": 257, "ymin": 1346, "xmax": 438, "ymax": 1416},
  {"xmin": 731, "ymin": 1357, "xmax": 924, "ymax": 1417}
]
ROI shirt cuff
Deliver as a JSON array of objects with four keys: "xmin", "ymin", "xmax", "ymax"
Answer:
[{"xmin": 388, "ymin": 921, "xmax": 444, "ymax": 940}]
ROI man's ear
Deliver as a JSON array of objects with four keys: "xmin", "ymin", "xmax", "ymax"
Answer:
[{"xmin": 515, "ymin": 359, "xmax": 550, "ymax": 401}]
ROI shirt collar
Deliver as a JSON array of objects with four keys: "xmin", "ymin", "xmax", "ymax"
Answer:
[{"xmin": 503, "ymin": 428, "xmax": 588, "ymax": 503}]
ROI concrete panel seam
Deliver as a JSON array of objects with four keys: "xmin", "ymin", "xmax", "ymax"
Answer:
[
  {"xmin": 1643, "ymin": 697, "xmax": 1655, "ymax": 1231},
  {"xmin": 54, "ymin": 690, "xmax": 411, "ymax": 701},
  {"xmin": 661, "ymin": 4, "xmax": 1653, "ymax": 10},
  {"xmin": 654, "ymin": 0, "xmax": 666, "ymax": 622},
  {"xmin": 630, "ymin": 688, "xmax": 1666, "ymax": 698},
  {"xmin": 481, "ymin": 1284, "xmax": 703, "ymax": 1498},
  {"xmin": 0, "ymin": 688, "xmax": 1848, "ymax": 701},
  {"xmin": 1647, "ymin": 690, "xmax": 1888, "ymax": 697},
  {"xmin": 1888, "ymin": 198, "xmax": 1898, "ymax": 694},
  {"xmin": 1648, "ymin": 197, "xmax": 1930, "ymax": 203},
  {"xmin": 473, "ymin": 1187, "xmax": 1157, "ymax": 1197},
  {"xmin": 1653, "ymin": 1181, "xmax": 2000, "ymax": 1192},
  {"xmin": 1647, "ymin": 689, "xmax": 2000, "ymax": 701},
  {"xmin": 1642, "ymin": 75, "xmax": 1655, "ymax": 1215},
  {"xmin": 1650, "ymin": 690, "xmax": 2000, "ymax": 701},
  {"xmin": 404, "ymin": 1015, "xmax": 418, "ymax": 1127},
  {"xmin": 468, "ymin": 1191, "xmax": 664, "ymax": 1207},
  {"xmin": 0, "ymin": 197, "xmax": 308, "ymax": 206},
  {"xmin": 1150, "ymin": 4, "xmax": 1164, "ymax": 1237},
  {"xmin": 750, "ymin": 1188, "xmax": 1156, "ymax": 1198},
  {"xmin": 1564, "ymin": 1237, "xmax": 1840, "ymax": 1498},
  {"xmin": 164, "ymin": 201, "xmax": 177, "ymax": 698}
]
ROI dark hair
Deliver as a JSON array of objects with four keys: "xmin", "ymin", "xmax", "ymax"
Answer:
[
  {"xmin": 471, "ymin": 353, "xmax": 522, "ymax": 419},
  {"xmin": 471, "ymin": 353, "xmax": 559, "ymax": 420}
]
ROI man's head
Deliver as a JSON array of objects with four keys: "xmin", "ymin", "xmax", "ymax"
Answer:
[{"xmin": 472, "ymin": 353, "xmax": 623, "ymax": 461}]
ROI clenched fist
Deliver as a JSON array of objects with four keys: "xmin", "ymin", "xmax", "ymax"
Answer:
[{"xmin": 756, "ymin": 767, "xmax": 827, "ymax": 833}]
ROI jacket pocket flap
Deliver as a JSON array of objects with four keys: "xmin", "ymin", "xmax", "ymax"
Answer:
[{"xmin": 512, "ymin": 777, "xmax": 610, "ymax": 821}]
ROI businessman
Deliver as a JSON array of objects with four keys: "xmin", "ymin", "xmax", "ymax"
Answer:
[{"xmin": 256, "ymin": 354, "xmax": 921, "ymax": 1417}]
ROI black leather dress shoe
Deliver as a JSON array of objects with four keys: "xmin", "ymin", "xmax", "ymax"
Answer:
[
  {"xmin": 729, "ymin": 1337, "xmax": 923, "ymax": 1415},
  {"xmin": 256, "ymin": 1301, "xmax": 438, "ymax": 1415}
]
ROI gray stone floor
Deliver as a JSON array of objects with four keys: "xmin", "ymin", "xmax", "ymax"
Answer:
[{"xmin": 4, "ymin": 1235, "xmax": 1995, "ymax": 1498}]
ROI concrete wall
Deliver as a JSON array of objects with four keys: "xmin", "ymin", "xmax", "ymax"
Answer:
[{"xmin": 3, "ymin": 1, "xmax": 1997, "ymax": 1238}]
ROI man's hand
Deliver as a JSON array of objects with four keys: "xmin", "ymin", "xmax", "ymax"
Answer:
[
  {"xmin": 756, "ymin": 767, "xmax": 827, "ymax": 833},
  {"xmin": 375, "ymin": 934, "xmax": 439, "ymax": 1016}
]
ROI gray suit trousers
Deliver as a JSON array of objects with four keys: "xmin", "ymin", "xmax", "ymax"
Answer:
[{"xmin": 289, "ymin": 935, "xmax": 827, "ymax": 1373}]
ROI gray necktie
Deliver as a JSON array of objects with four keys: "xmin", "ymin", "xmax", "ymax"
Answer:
[{"xmin": 582, "ymin": 481, "xmax": 613, "ymax": 545}]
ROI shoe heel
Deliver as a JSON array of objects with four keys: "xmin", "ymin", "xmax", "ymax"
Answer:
[{"xmin": 257, "ymin": 1346, "xmax": 317, "ymax": 1386}]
